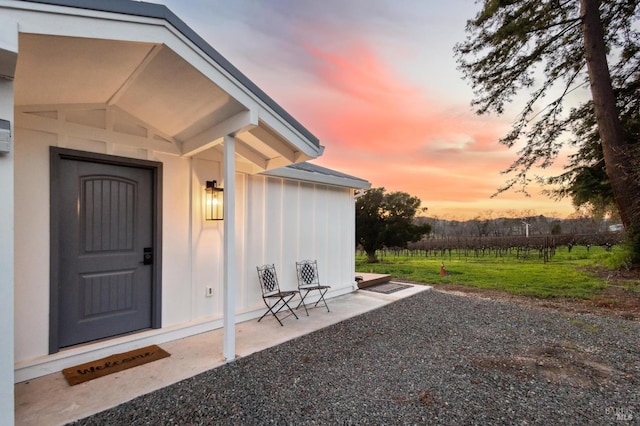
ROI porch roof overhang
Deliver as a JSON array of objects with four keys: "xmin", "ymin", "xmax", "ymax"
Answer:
[
  {"xmin": 263, "ymin": 162, "xmax": 371, "ymax": 190},
  {"xmin": 3, "ymin": 0, "xmax": 322, "ymax": 171}
]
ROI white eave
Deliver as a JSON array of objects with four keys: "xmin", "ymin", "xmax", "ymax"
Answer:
[
  {"xmin": 263, "ymin": 162, "xmax": 371, "ymax": 190},
  {"xmin": 3, "ymin": 0, "xmax": 322, "ymax": 171}
]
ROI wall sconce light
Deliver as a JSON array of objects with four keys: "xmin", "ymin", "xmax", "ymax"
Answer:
[{"xmin": 205, "ymin": 180, "xmax": 224, "ymax": 221}]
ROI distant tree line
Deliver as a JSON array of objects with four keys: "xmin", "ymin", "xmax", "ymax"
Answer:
[
  {"xmin": 357, "ymin": 232, "xmax": 622, "ymax": 264},
  {"xmin": 417, "ymin": 214, "xmax": 621, "ymax": 239},
  {"xmin": 355, "ymin": 187, "xmax": 625, "ymax": 264}
]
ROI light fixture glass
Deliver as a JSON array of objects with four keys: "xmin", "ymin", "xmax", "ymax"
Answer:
[{"xmin": 205, "ymin": 180, "xmax": 223, "ymax": 221}]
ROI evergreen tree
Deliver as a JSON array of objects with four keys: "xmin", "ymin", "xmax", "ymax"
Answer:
[
  {"xmin": 355, "ymin": 188, "xmax": 431, "ymax": 262},
  {"xmin": 455, "ymin": 0, "xmax": 640, "ymax": 263}
]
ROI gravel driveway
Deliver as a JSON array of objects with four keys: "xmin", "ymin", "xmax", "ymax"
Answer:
[{"xmin": 70, "ymin": 289, "xmax": 640, "ymax": 425}]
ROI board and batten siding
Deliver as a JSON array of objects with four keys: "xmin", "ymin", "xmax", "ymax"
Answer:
[
  {"xmin": 241, "ymin": 174, "xmax": 357, "ymax": 309},
  {"xmin": 13, "ymin": 118, "xmax": 358, "ymax": 381}
]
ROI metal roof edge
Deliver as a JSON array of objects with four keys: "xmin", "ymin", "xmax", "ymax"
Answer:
[{"xmin": 262, "ymin": 163, "xmax": 371, "ymax": 190}]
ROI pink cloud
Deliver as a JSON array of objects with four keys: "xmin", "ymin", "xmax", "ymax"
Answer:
[
  {"xmin": 296, "ymin": 41, "xmax": 508, "ymax": 151},
  {"xmin": 276, "ymin": 38, "xmax": 573, "ymax": 218}
]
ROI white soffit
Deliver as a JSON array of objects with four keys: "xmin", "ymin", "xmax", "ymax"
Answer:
[
  {"xmin": 5, "ymin": 0, "xmax": 322, "ymax": 162},
  {"xmin": 15, "ymin": 35, "xmax": 155, "ymax": 106}
]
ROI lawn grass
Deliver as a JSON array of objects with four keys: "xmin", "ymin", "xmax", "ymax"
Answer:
[{"xmin": 356, "ymin": 245, "xmax": 620, "ymax": 299}]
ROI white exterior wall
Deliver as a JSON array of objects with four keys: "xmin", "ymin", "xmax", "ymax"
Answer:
[
  {"xmin": 13, "ymin": 119, "xmax": 357, "ymax": 381},
  {"xmin": 240, "ymin": 175, "xmax": 357, "ymax": 311},
  {"xmin": 0, "ymin": 15, "xmax": 17, "ymax": 421},
  {"xmin": 0, "ymin": 61, "xmax": 15, "ymax": 426}
]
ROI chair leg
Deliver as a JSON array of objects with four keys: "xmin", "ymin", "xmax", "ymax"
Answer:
[
  {"xmin": 258, "ymin": 299, "xmax": 281, "ymax": 325},
  {"xmin": 314, "ymin": 288, "xmax": 330, "ymax": 312},
  {"xmin": 296, "ymin": 290, "xmax": 310, "ymax": 316},
  {"xmin": 259, "ymin": 294, "xmax": 299, "ymax": 326},
  {"xmin": 275, "ymin": 294, "xmax": 299, "ymax": 320},
  {"xmin": 296, "ymin": 288, "xmax": 330, "ymax": 313}
]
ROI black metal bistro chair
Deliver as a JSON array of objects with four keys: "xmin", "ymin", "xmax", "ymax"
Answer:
[
  {"xmin": 256, "ymin": 264, "xmax": 299, "ymax": 326},
  {"xmin": 295, "ymin": 260, "xmax": 331, "ymax": 315}
]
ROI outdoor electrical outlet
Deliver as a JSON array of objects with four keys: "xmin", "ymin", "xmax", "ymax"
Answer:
[{"xmin": 206, "ymin": 287, "xmax": 213, "ymax": 297}]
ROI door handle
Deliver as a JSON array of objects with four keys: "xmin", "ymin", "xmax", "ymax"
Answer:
[{"xmin": 142, "ymin": 247, "xmax": 153, "ymax": 265}]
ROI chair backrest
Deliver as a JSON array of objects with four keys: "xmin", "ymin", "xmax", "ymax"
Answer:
[
  {"xmin": 296, "ymin": 260, "xmax": 319, "ymax": 287},
  {"xmin": 257, "ymin": 264, "xmax": 281, "ymax": 295}
]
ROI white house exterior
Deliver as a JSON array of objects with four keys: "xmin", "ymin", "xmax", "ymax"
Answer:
[{"xmin": 0, "ymin": 0, "xmax": 370, "ymax": 421}]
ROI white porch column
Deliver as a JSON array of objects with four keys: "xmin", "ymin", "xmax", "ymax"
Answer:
[
  {"xmin": 0, "ymin": 17, "xmax": 17, "ymax": 425},
  {"xmin": 222, "ymin": 134, "xmax": 236, "ymax": 361}
]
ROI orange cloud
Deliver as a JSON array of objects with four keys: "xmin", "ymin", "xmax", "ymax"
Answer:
[{"xmin": 279, "ymin": 39, "xmax": 574, "ymax": 219}]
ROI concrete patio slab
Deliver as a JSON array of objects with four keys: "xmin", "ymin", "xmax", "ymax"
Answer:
[{"xmin": 15, "ymin": 283, "xmax": 430, "ymax": 426}]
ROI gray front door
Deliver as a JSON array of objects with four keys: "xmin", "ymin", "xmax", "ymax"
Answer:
[{"xmin": 51, "ymin": 149, "xmax": 160, "ymax": 350}]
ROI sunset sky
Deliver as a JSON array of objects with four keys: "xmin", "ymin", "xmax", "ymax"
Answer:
[{"xmin": 157, "ymin": 0, "xmax": 579, "ymax": 220}]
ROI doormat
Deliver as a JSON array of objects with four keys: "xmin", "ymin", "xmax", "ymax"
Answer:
[
  {"xmin": 362, "ymin": 282, "xmax": 412, "ymax": 294},
  {"xmin": 62, "ymin": 344, "xmax": 170, "ymax": 386}
]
